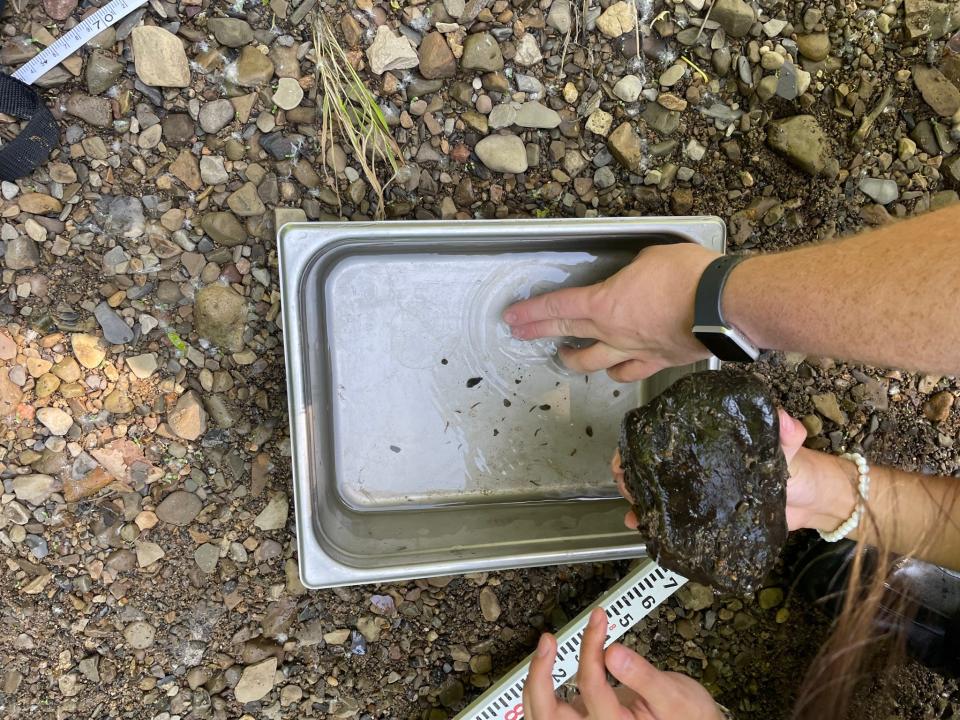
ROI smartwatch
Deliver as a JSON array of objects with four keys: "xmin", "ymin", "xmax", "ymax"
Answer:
[{"xmin": 692, "ymin": 254, "xmax": 760, "ymax": 362}]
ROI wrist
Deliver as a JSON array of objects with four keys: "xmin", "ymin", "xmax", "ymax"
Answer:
[
  {"xmin": 797, "ymin": 450, "xmax": 860, "ymax": 533},
  {"xmin": 674, "ymin": 244, "xmax": 720, "ymax": 361},
  {"xmin": 684, "ymin": 248, "xmax": 728, "ymax": 359},
  {"xmin": 721, "ymin": 253, "xmax": 776, "ymax": 352}
]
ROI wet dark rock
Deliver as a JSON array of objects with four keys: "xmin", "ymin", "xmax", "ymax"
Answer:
[
  {"xmin": 619, "ymin": 370, "xmax": 788, "ymax": 594},
  {"xmin": 134, "ymin": 79, "xmax": 163, "ymax": 106}
]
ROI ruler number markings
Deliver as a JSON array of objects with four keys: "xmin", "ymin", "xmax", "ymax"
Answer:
[
  {"xmin": 504, "ymin": 705, "xmax": 523, "ymax": 720},
  {"xmin": 94, "ymin": 13, "xmax": 116, "ymax": 30},
  {"xmin": 13, "ymin": 0, "xmax": 148, "ymax": 85},
  {"xmin": 454, "ymin": 561, "xmax": 688, "ymax": 720}
]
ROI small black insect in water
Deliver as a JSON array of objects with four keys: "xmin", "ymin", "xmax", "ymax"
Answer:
[
  {"xmin": 466, "ymin": 377, "xmax": 482, "ymax": 388},
  {"xmin": 618, "ymin": 369, "xmax": 788, "ymax": 595}
]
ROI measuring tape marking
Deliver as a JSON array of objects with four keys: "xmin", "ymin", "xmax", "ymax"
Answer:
[
  {"xmin": 455, "ymin": 560, "xmax": 688, "ymax": 720},
  {"xmin": 12, "ymin": 0, "xmax": 149, "ymax": 86}
]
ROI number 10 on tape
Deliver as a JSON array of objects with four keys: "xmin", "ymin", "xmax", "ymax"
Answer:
[
  {"xmin": 12, "ymin": 0, "xmax": 149, "ymax": 86},
  {"xmin": 454, "ymin": 560, "xmax": 687, "ymax": 720}
]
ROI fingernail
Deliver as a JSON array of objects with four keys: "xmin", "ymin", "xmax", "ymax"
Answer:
[
  {"xmin": 536, "ymin": 634, "xmax": 550, "ymax": 657},
  {"xmin": 780, "ymin": 412, "xmax": 795, "ymax": 431},
  {"xmin": 511, "ymin": 327, "xmax": 524, "ymax": 339},
  {"xmin": 591, "ymin": 608, "xmax": 605, "ymax": 626},
  {"xmin": 503, "ymin": 311, "xmax": 517, "ymax": 324},
  {"xmin": 606, "ymin": 644, "xmax": 630, "ymax": 673}
]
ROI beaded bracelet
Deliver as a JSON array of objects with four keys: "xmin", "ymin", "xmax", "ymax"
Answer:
[{"xmin": 817, "ymin": 452, "xmax": 871, "ymax": 543}]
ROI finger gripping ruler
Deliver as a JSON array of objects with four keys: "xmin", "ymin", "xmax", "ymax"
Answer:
[
  {"xmin": 12, "ymin": 0, "xmax": 149, "ymax": 86},
  {"xmin": 454, "ymin": 559, "xmax": 687, "ymax": 720}
]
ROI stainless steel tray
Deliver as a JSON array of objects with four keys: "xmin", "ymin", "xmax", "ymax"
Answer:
[{"xmin": 279, "ymin": 218, "xmax": 725, "ymax": 588}]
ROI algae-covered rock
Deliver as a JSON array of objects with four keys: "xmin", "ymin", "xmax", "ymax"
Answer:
[{"xmin": 619, "ymin": 369, "xmax": 788, "ymax": 594}]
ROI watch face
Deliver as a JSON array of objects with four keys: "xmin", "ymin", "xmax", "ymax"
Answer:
[{"xmin": 693, "ymin": 330, "xmax": 757, "ymax": 363}]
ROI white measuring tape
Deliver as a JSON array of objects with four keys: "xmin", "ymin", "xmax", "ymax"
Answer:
[
  {"xmin": 455, "ymin": 559, "xmax": 687, "ymax": 720},
  {"xmin": 12, "ymin": 0, "xmax": 149, "ymax": 86}
]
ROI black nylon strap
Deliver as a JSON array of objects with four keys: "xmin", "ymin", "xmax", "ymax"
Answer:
[
  {"xmin": 0, "ymin": 74, "xmax": 60, "ymax": 180},
  {"xmin": 0, "ymin": 0, "xmax": 60, "ymax": 181}
]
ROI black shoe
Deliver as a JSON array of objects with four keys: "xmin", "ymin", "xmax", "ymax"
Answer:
[{"xmin": 794, "ymin": 539, "xmax": 960, "ymax": 676}]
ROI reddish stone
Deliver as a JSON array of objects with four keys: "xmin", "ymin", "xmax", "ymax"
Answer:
[
  {"xmin": 0, "ymin": 368, "xmax": 21, "ymax": 424},
  {"xmin": 450, "ymin": 143, "xmax": 471, "ymax": 163},
  {"xmin": 64, "ymin": 468, "xmax": 113, "ymax": 503},
  {"xmin": 419, "ymin": 32, "xmax": 458, "ymax": 79},
  {"xmin": 43, "ymin": 0, "xmax": 77, "ymax": 20},
  {"xmin": 220, "ymin": 263, "xmax": 243, "ymax": 284},
  {"xmin": 16, "ymin": 403, "xmax": 34, "ymax": 422}
]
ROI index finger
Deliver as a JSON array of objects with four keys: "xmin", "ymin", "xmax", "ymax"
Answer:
[
  {"xmin": 503, "ymin": 285, "xmax": 596, "ymax": 326},
  {"xmin": 576, "ymin": 608, "xmax": 625, "ymax": 716},
  {"xmin": 523, "ymin": 633, "xmax": 561, "ymax": 718}
]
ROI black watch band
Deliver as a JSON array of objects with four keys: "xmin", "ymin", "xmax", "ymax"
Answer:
[
  {"xmin": 694, "ymin": 254, "xmax": 746, "ymax": 326},
  {"xmin": 692, "ymin": 255, "xmax": 760, "ymax": 362}
]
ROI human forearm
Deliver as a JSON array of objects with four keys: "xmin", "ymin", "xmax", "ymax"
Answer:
[
  {"xmin": 725, "ymin": 206, "xmax": 960, "ymax": 376},
  {"xmin": 793, "ymin": 448, "xmax": 960, "ymax": 569}
]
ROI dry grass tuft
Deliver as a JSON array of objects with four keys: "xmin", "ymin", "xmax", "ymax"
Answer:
[{"xmin": 312, "ymin": 15, "xmax": 402, "ymax": 219}]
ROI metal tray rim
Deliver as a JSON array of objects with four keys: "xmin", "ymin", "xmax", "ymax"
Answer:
[{"xmin": 278, "ymin": 218, "xmax": 725, "ymax": 588}]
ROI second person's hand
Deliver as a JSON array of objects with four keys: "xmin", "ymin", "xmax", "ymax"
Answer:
[
  {"xmin": 523, "ymin": 607, "xmax": 724, "ymax": 719},
  {"xmin": 503, "ymin": 243, "xmax": 720, "ymax": 381},
  {"xmin": 612, "ymin": 409, "xmax": 860, "ymax": 535}
]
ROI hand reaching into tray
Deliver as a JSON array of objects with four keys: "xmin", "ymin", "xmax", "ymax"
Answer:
[
  {"xmin": 505, "ymin": 207, "xmax": 960, "ymax": 378},
  {"xmin": 503, "ymin": 242, "xmax": 718, "ymax": 381},
  {"xmin": 523, "ymin": 607, "xmax": 725, "ymax": 720}
]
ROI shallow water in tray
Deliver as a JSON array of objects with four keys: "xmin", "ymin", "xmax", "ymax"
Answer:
[{"xmin": 325, "ymin": 249, "xmax": 642, "ymax": 510}]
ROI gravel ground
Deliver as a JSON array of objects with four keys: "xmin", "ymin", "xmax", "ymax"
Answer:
[{"xmin": 0, "ymin": 0, "xmax": 959, "ymax": 718}]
